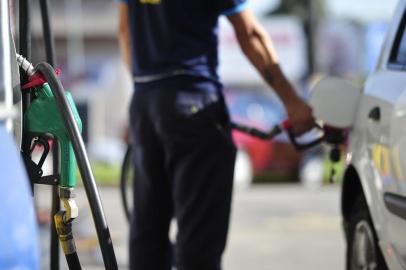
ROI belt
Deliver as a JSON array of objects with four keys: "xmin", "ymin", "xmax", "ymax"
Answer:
[{"xmin": 133, "ymin": 69, "xmax": 193, "ymax": 83}]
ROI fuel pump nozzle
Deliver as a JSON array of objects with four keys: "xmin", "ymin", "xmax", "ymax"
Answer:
[
  {"xmin": 23, "ymin": 82, "xmax": 82, "ymax": 188},
  {"xmin": 17, "ymin": 54, "xmax": 84, "ymax": 268},
  {"xmin": 17, "ymin": 53, "xmax": 82, "ymax": 188},
  {"xmin": 17, "ymin": 54, "xmax": 118, "ymax": 269}
]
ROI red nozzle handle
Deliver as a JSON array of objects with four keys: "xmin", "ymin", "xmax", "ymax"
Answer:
[
  {"xmin": 284, "ymin": 122, "xmax": 325, "ymax": 151},
  {"xmin": 21, "ymin": 67, "xmax": 62, "ymax": 90},
  {"xmin": 281, "ymin": 120, "xmax": 292, "ymax": 130}
]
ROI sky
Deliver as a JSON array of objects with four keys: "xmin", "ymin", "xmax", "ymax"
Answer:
[
  {"xmin": 327, "ymin": 0, "xmax": 399, "ymax": 22},
  {"xmin": 251, "ymin": 0, "xmax": 399, "ymax": 22}
]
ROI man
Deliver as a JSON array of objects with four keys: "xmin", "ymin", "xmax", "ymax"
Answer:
[{"xmin": 117, "ymin": 1, "xmax": 314, "ymax": 269}]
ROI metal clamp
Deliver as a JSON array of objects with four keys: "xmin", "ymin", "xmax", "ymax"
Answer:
[
  {"xmin": 54, "ymin": 211, "xmax": 77, "ymax": 255},
  {"xmin": 54, "ymin": 187, "xmax": 78, "ymax": 255},
  {"xmin": 59, "ymin": 187, "xmax": 78, "ymax": 222}
]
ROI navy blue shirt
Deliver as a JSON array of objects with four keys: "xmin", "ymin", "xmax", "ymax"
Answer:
[{"xmin": 121, "ymin": 0, "xmax": 248, "ymax": 83}]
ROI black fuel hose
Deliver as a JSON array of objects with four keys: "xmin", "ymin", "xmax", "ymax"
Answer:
[
  {"xmin": 36, "ymin": 62, "xmax": 118, "ymax": 270},
  {"xmin": 38, "ymin": 1, "xmax": 60, "ymax": 269},
  {"xmin": 50, "ymin": 185, "xmax": 60, "ymax": 270},
  {"xmin": 19, "ymin": 0, "xmax": 32, "ymax": 157},
  {"xmin": 66, "ymin": 253, "xmax": 82, "ymax": 270},
  {"xmin": 39, "ymin": 0, "xmax": 55, "ymax": 66},
  {"xmin": 18, "ymin": 0, "xmax": 31, "ymax": 61},
  {"xmin": 18, "ymin": 0, "xmax": 31, "ymax": 99},
  {"xmin": 120, "ymin": 145, "xmax": 132, "ymax": 222}
]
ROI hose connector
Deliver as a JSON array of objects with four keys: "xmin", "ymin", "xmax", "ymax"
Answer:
[
  {"xmin": 59, "ymin": 187, "xmax": 79, "ymax": 222},
  {"xmin": 54, "ymin": 211, "xmax": 77, "ymax": 255},
  {"xmin": 16, "ymin": 53, "xmax": 35, "ymax": 77}
]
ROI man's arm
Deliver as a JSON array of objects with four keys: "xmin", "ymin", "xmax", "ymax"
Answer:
[
  {"xmin": 227, "ymin": 9, "xmax": 314, "ymax": 135},
  {"xmin": 118, "ymin": 3, "xmax": 131, "ymax": 69}
]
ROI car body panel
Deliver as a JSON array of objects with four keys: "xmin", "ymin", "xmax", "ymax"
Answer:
[
  {"xmin": 377, "ymin": 0, "xmax": 406, "ymax": 71},
  {"xmin": 345, "ymin": 0, "xmax": 406, "ymax": 268}
]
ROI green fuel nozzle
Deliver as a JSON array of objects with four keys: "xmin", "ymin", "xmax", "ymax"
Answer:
[
  {"xmin": 24, "ymin": 83, "xmax": 82, "ymax": 188},
  {"xmin": 18, "ymin": 56, "xmax": 118, "ymax": 270}
]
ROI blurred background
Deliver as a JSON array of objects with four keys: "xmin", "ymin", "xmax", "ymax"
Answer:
[
  {"xmin": 10, "ymin": 0, "xmax": 399, "ymax": 269},
  {"xmin": 14, "ymin": 0, "xmax": 398, "ymax": 187}
]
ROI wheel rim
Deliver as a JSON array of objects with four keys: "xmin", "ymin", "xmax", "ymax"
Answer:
[{"xmin": 351, "ymin": 220, "xmax": 378, "ymax": 270}]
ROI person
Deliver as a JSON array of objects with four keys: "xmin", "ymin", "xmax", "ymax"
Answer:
[{"xmin": 117, "ymin": 1, "xmax": 314, "ymax": 269}]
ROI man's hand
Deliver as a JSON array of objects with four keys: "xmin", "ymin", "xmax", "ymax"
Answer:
[{"xmin": 285, "ymin": 99, "xmax": 315, "ymax": 136}]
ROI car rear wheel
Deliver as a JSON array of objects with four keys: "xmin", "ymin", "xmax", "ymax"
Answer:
[{"xmin": 347, "ymin": 197, "xmax": 388, "ymax": 270}]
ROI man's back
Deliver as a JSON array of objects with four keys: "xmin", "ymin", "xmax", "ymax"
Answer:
[{"xmin": 126, "ymin": 0, "xmax": 246, "ymax": 81}]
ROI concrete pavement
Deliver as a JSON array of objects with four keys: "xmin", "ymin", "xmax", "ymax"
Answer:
[
  {"xmin": 36, "ymin": 184, "xmax": 345, "ymax": 270},
  {"xmin": 224, "ymin": 185, "xmax": 344, "ymax": 270}
]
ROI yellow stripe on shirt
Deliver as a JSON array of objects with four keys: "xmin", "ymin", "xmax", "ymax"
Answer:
[{"xmin": 139, "ymin": 0, "xmax": 161, "ymax": 4}]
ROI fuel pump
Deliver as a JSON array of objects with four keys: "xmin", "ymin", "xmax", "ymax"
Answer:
[
  {"xmin": 18, "ymin": 56, "xmax": 82, "ymax": 268},
  {"xmin": 16, "ymin": 56, "xmax": 119, "ymax": 270},
  {"xmin": 13, "ymin": 0, "xmax": 119, "ymax": 269}
]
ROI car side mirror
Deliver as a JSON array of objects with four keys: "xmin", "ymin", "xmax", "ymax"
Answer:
[{"xmin": 309, "ymin": 77, "xmax": 360, "ymax": 129}]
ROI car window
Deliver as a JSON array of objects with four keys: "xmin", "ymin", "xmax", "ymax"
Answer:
[{"xmin": 389, "ymin": 13, "xmax": 406, "ymax": 69}]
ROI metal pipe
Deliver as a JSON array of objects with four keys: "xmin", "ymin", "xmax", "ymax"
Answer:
[
  {"xmin": 16, "ymin": 53, "xmax": 34, "ymax": 76},
  {"xmin": 1, "ymin": 0, "xmax": 14, "ymax": 132}
]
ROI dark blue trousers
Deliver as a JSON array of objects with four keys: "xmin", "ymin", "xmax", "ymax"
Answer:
[{"xmin": 129, "ymin": 76, "xmax": 236, "ymax": 270}]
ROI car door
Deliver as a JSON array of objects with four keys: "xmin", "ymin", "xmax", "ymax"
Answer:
[{"xmin": 362, "ymin": 3, "xmax": 406, "ymax": 266}]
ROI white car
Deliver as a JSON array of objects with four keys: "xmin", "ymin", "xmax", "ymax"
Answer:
[{"xmin": 338, "ymin": 0, "xmax": 406, "ymax": 269}]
